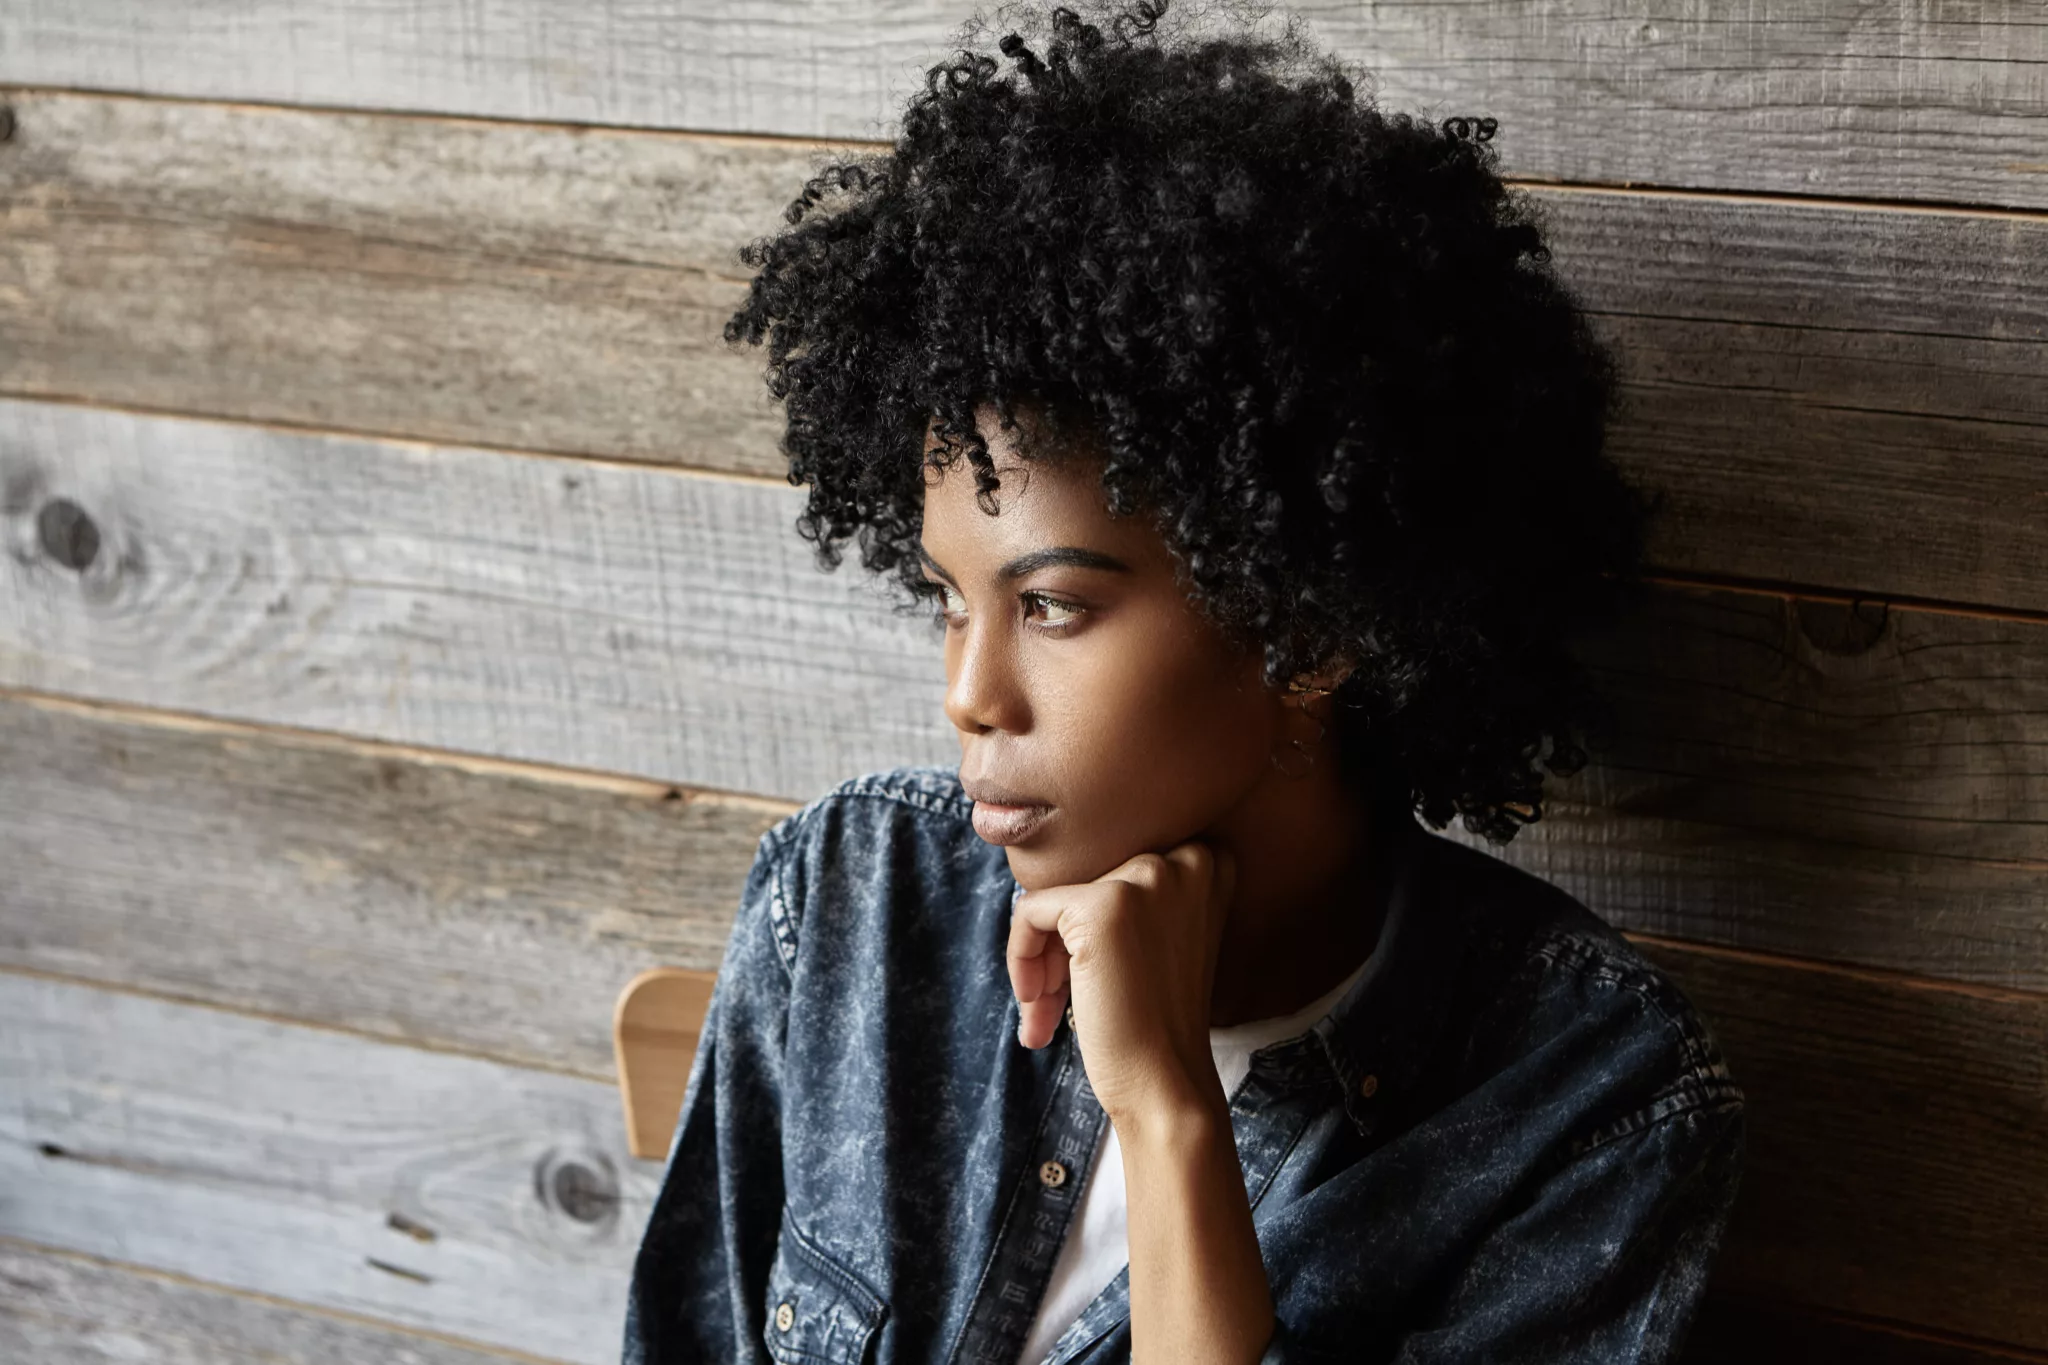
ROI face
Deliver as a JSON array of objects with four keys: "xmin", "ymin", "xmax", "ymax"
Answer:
[{"xmin": 918, "ymin": 404, "xmax": 1291, "ymax": 890}]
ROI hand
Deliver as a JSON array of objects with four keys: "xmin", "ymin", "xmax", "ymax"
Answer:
[{"xmin": 1007, "ymin": 839, "xmax": 1238, "ymax": 1123}]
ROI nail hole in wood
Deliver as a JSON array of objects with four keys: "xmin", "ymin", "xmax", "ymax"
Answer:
[
  {"xmin": 386, "ymin": 1210, "xmax": 438, "ymax": 1243},
  {"xmin": 365, "ymin": 1257, "xmax": 433, "ymax": 1284}
]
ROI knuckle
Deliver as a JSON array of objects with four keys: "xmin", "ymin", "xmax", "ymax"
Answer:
[{"xmin": 1126, "ymin": 854, "xmax": 1167, "ymax": 887}]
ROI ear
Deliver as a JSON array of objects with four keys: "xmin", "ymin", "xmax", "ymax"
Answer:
[{"xmin": 1285, "ymin": 652, "xmax": 1358, "ymax": 699}]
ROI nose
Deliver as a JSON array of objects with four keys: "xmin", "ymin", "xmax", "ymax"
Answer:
[{"xmin": 942, "ymin": 612, "xmax": 1026, "ymax": 737}]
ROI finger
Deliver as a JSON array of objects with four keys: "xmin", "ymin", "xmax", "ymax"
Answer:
[
  {"xmin": 1006, "ymin": 897, "xmax": 1050, "ymax": 1002},
  {"xmin": 1006, "ymin": 889, "xmax": 1070, "ymax": 1003},
  {"xmin": 1042, "ymin": 937, "xmax": 1070, "ymax": 998},
  {"xmin": 1166, "ymin": 838, "xmax": 1216, "ymax": 885},
  {"xmin": 1018, "ymin": 989, "xmax": 1066, "ymax": 1050},
  {"xmin": 1008, "ymin": 947, "xmax": 1045, "ymax": 1007}
]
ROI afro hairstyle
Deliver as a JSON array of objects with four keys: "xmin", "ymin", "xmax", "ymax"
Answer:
[{"xmin": 722, "ymin": 0, "xmax": 1657, "ymax": 845}]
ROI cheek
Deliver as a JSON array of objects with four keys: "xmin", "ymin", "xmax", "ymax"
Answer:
[{"xmin": 1040, "ymin": 632, "xmax": 1271, "ymax": 847}]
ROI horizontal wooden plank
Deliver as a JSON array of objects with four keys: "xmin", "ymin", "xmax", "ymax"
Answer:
[
  {"xmin": 0, "ymin": 691, "xmax": 783, "ymax": 1079},
  {"xmin": 6, "ymin": 401, "xmax": 2045, "ymax": 986},
  {"xmin": 1441, "ymin": 585, "xmax": 2048, "ymax": 991},
  {"xmin": 0, "ymin": 90, "xmax": 804, "ymax": 479},
  {"xmin": 14, "ymin": 893, "xmax": 2040, "ymax": 1352},
  {"xmin": 0, "ymin": 1238, "xmax": 536, "ymax": 1365},
  {"xmin": 1, "ymin": 2, "xmax": 2043, "ymax": 207},
  {"xmin": 0, "ymin": 397, "xmax": 958, "ymax": 804},
  {"xmin": 1642, "ymin": 940, "xmax": 2048, "ymax": 1352},
  {"xmin": 1683, "ymin": 1294, "xmax": 2048, "ymax": 1365},
  {"xmin": 3, "ymin": 92, "xmax": 2043, "ymax": 608},
  {"xmin": 1536, "ymin": 190, "xmax": 2048, "ymax": 613},
  {"xmin": 0, "ymin": 972, "xmax": 658, "ymax": 1365}
]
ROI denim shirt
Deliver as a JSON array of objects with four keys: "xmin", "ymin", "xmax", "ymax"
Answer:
[{"xmin": 621, "ymin": 765, "xmax": 1745, "ymax": 1365}]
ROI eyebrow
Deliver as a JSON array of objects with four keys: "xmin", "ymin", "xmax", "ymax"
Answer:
[{"xmin": 916, "ymin": 543, "xmax": 1134, "ymax": 584}]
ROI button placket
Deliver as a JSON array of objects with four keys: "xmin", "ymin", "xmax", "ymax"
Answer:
[{"xmin": 946, "ymin": 1025, "xmax": 1105, "ymax": 1365}]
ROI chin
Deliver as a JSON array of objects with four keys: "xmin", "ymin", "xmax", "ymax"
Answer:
[
  {"xmin": 1001, "ymin": 845, "xmax": 1059, "ymax": 891},
  {"xmin": 1002, "ymin": 838, "xmax": 1142, "ymax": 892}
]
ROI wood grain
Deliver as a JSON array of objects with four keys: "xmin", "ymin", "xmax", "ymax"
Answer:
[
  {"xmin": 1643, "ymin": 939, "xmax": 2048, "ymax": 1351},
  {"xmin": 3, "ymin": 93, "xmax": 2045, "ymax": 607},
  {"xmin": 1536, "ymin": 188, "xmax": 2048, "ymax": 612},
  {"xmin": 1443, "ymin": 584, "xmax": 2048, "ymax": 991},
  {"xmin": 0, "ymin": 1239, "xmax": 542, "ymax": 1365},
  {"xmin": 613, "ymin": 968, "xmax": 719, "ymax": 1159},
  {"xmin": 5, "ymin": 402, "xmax": 2045, "ymax": 984},
  {"xmin": 1682, "ymin": 1294, "xmax": 2048, "ymax": 1365},
  {"xmin": 0, "ymin": 971, "xmax": 661, "ymax": 1365},
  {"xmin": 0, "ymin": 397, "xmax": 959, "ymax": 804},
  {"xmin": 8, "ymin": 913, "xmax": 2043, "ymax": 1354},
  {"xmin": 0, "ymin": 692, "xmax": 784, "ymax": 1080},
  {"xmin": 0, "ymin": 91, "xmax": 807, "ymax": 479},
  {"xmin": 2, "ymin": 1, "xmax": 2043, "ymax": 206}
]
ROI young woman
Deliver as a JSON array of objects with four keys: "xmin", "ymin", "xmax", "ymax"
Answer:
[{"xmin": 622, "ymin": 2, "xmax": 1744, "ymax": 1361}]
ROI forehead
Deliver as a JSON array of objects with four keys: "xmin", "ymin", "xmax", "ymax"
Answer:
[{"xmin": 918, "ymin": 409, "xmax": 1143, "ymax": 555}]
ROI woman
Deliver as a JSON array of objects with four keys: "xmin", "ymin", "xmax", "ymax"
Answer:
[{"xmin": 622, "ymin": 2, "xmax": 1744, "ymax": 1361}]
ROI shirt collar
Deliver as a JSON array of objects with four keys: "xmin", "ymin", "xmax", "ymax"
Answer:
[
  {"xmin": 1001, "ymin": 819, "xmax": 1467, "ymax": 1132},
  {"xmin": 1243, "ymin": 821, "xmax": 1467, "ymax": 1131}
]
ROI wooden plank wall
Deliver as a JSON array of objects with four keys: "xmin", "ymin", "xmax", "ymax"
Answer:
[{"xmin": 2, "ymin": 4, "xmax": 2043, "ymax": 1361}]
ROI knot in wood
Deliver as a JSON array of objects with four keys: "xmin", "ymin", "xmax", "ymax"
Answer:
[
  {"xmin": 533, "ymin": 1146, "xmax": 621, "ymax": 1227},
  {"xmin": 37, "ymin": 496, "xmax": 100, "ymax": 572},
  {"xmin": 1795, "ymin": 598, "xmax": 1889, "ymax": 656}
]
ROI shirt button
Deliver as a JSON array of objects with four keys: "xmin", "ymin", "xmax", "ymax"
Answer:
[
  {"xmin": 774, "ymin": 1301, "xmax": 794, "ymax": 1332},
  {"xmin": 1039, "ymin": 1159, "xmax": 1068, "ymax": 1189},
  {"xmin": 1064, "ymin": 1000, "xmax": 1075, "ymax": 1030},
  {"xmin": 1359, "ymin": 1073, "xmax": 1380, "ymax": 1098}
]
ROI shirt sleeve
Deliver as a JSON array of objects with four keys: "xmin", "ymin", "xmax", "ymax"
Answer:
[
  {"xmin": 621, "ymin": 820, "xmax": 801, "ymax": 1365},
  {"xmin": 1261, "ymin": 1096, "xmax": 1746, "ymax": 1365}
]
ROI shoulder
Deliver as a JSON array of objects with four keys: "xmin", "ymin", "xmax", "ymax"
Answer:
[
  {"xmin": 766, "ymin": 764, "xmax": 978, "ymax": 875},
  {"xmin": 1415, "ymin": 832, "xmax": 1744, "ymax": 1157},
  {"xmin": 750, "ymin": 764, "xmax": 1005, "ymax": 974}
]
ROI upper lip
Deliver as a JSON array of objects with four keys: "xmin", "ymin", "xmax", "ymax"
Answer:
[{"xmin": 961, "ymin": 776, "xmax": 1051, "ymax": 807}]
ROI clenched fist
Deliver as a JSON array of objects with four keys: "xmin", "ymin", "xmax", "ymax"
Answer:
[{"xmin": 1007, "ymin": 839, "xmax": 1239, "ymax": 1124}]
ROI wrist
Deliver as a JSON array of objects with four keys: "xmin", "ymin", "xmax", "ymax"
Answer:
[{"xmin": 1106, "ymin": 1071, "xmax": 1232, "ymax": 1149}]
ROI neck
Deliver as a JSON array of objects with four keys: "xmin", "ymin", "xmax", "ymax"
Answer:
[{"xmin": 1201, "ymin": 767, "xmax": 1395, "ymax": 1029}]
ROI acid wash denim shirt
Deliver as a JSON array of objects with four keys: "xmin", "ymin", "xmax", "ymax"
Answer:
[{"xmin": 621, "ymin": 765, "xmax": 1745, "ymax": 1365}]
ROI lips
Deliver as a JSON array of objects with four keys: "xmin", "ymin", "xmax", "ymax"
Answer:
[
  {"xmin": 970, "ymin": 800, "xmax": 1054, "ymax": 846},
  {"xmin": 961, "ymin": 775, "xmax": 1054, "ymax": 846}
]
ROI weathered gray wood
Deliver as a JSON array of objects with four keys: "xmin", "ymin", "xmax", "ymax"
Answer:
[
  {"xmin": 1537, "ymin": 189, "xmax": 2048, "ymax": 612},
  {"xmin": 0, "ymin": 397, "xmax": 957, "ymax": 805},
  {"xmin": 1644, "ymin": 939, "xmax": 2048, "ymax": 1352},
  {"xmin": 0, "ymin": 91, "xmax": 808, "ymax": 479},
  {"xmin": 12, "ymin": 401, "xmax": 2048, "ymax": 986},
  {"xmin": 0, "ymin": 1239, "xmax": 539, "ymax": 1365},
  {"xmin": 1, "ymin": 2, "xmax": 2042, "ymax": 207},
  {"xmin": 0, "ymin": 972, "xmax": 660, "ymax": 1365},
  {"xmin": 9, "ymin": 928, "xmax": 2044, "ymax": 1356},
  {"xmin": 7, "ymin": 402, "xmax": 2048, "ymax": 985},
  {"xmin": 1442, "ymin": 585, "xmax": 2048, "ymax": 991},
  {"xmin": 0, "ymin": 692, "xmax": 785, "ymax": 1080},
  {"xmin": 3, "ymin": 92, "xmax": 2044, "ymax": 608}
]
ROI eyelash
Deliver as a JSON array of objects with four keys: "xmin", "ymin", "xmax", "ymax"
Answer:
[{"xmin": 921, "ymin": 583, "xmax": 1085, "ymax": 633}]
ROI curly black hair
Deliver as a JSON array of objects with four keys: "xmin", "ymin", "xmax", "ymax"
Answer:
[{"xmin": 722, "ymin": 0, "xmax": 1656, "ymax": 845}]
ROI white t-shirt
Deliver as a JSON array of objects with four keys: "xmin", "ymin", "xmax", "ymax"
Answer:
[{"xmin": 1012, "ymin": 951, "xmax": 1376, "ymax": 1365}]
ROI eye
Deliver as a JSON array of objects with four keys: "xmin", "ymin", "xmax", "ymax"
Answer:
[
  {"xmin": 1022, "ymin": 591, "xmax": 1084, "ymax": 631},
  {"xmin": 921, "ymin": 580, "xmax": 967, "ymax": 625}
]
